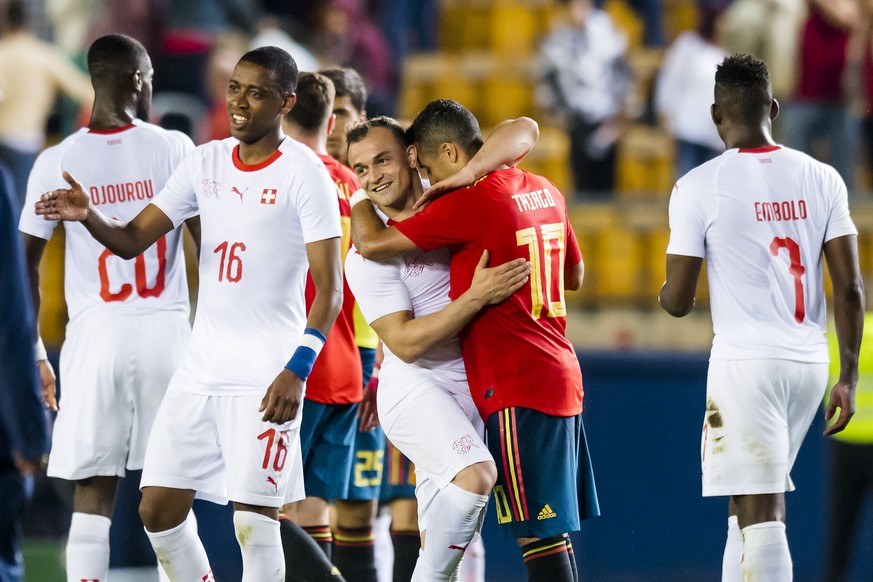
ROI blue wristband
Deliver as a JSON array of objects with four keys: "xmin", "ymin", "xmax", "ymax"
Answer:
[{"xmin": 284, "ymin": 328, "xmax": 327, "ymax": 380}]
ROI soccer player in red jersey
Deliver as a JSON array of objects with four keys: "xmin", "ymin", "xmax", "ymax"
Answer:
[{"xmin": 350, "ymin": 99, "xmax": 599, "ymax": 582}]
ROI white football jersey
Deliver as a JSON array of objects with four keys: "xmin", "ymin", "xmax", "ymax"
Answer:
[
  {"xmin": 344, "ymin": 209, "xmax": 466, "ymax": 380},
  {"xmin": 152, "ymin": 137, "xmax": 341, "ymax": 394},
  {"xmin": 667, "ymin": 145, "xmax": 857, "ymax": 361},
  {"xmin": 19, "ymin": 120, "xmax": 194, "ymax": 323}
]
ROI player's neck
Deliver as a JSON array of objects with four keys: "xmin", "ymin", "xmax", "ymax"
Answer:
[
  {"xmin": 88, "ymin": 101, "xmax": 136, "ymax": 131},
  {"xmin": 723, "ymin": 123, "xmax": 776, "ymax": 150},
  {"xmin": 238, "ymin": 128, "xmax": 284, "ymax": 165},
  {"xmin": 285, "ymin": 127, "xmax": 328, "ymax": 155}
]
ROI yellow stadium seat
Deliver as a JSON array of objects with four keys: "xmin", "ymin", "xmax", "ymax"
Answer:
[
  {"xmin": 617, "ymin": 124, "xmax": 676, "ymax": 198},
  {"xmin": 38, "ymin": 230, "xmax": 67, "ymax": 346}
]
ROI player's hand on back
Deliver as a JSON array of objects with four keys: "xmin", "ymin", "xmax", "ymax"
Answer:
[
  {"xmin": 38, "ymin": 359, "xmax": 58, "ymax": 412},
  {"xmin": 469, "ymin": 250, "xmax": 530, "ymax": 307},
  {"xmin": 35, "ymin": 171, "xmax": 91, "ymax": 222},
  {"xmin": 823, "ymin": 381, "xmax": 856, "ymax": 436},
  {"xmin": 413, "ymin": 166, "xmax": 476, "ymax": 210},
  {"xmin": 260, "ymin": 369, "xmax": 304, "ymax": 423},
  {"xmin": 358, "ymin": 376, "xmax": 379, "ymax": 432}
]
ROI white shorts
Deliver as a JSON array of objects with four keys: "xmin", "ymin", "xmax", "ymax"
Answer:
[
  {"xmin": 140, "ymin": 390, "xmax": 304, "ymax": 508},
  {"xmin": 701, "ymin": 359, "xmax": 828, "ymax": 497},
  {"xmin": 47, "ymin": 315, "xmax": 190, "ymax": 480},
  {"xmin": 378, "ymin": 367, "xmax": 493, "ymax": 532}
]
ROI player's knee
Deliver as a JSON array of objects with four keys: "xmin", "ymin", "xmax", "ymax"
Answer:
[
  {"xmin": 139, "ymin": 490, "xmax": 187, "ymax": 533},
  {"xmin": 453, "ymin": 461, "xmax": 497, "ymax": 496}
]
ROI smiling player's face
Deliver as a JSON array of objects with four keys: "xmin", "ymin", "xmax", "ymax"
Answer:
[
  {"xmin": 348, "ymin": 127, "xmax": 415, "ymax": 211},
  {"xmin": 226, "ymin": 60, "xmax": 290, "ymax": 145}
]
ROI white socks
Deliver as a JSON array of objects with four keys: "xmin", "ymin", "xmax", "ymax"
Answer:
[
  {"xmin": 418, "ymin": 484, "xmax": 489, "ymax": 581},
  {"xmin": 145, "ymin": 511, "xmax": 213, "ymax": 582},
  {"xmin": 722, "ymin": 515, "xmax": 743, "ymax": 581},
  {"xmin": 741, "ymin": 521, "xmax": 792, "ymax": 581},
  {"xmin": 66, "ymin": 512, "xmax": 111, "ymax": 582},
  {"xmin": 233, "ymin": 510, "xmax": 284, "ymax": 582}
]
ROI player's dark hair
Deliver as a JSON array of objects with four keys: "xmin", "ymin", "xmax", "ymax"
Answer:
[
  {"xmin": 285, "ymin": 73, "xmax": 335, "ymax": 134},
  {"xmin": 239, "ymin": 46, "xmax": 299, "ymax": 94},
  {"xmin": 320, "ymin": 67, "xmax": 367, "ymax": 113},
  {"xmin": 714, "ymin": 54, "xmax": 772, "ymax": 124},
  {"xmin": 87, "ymin": 34, "xmax": 150, "ymax": 83},
  {"xmin": 346, "ymin": 116, "xmax": 408, "ymax": 150},
  {"xmin": 406, "ymin": 99, "xmax": 483, "ymax": 157}
]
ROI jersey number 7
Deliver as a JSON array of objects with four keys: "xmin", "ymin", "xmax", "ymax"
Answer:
[
  {"xmin": 516, "ymin": 223, "xmax": 567, "ymax": 320},
  {"xmin": 769, "ymin": 236, "xmax": 806, "ymax": 324}
]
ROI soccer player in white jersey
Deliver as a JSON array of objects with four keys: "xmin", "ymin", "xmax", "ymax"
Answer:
[
  {"xmin": 344, "ymin": 116, "xmax": 534, "ymax": 581},
  {"xmin": 18, "ymin": 34, "xmax": 196, "ymax": 582},
  {"xmin": 660, "ymin": 54, "xmax": 864, "ymax": 580},
  {"xmin": 35, "ymin": 46, "xmax": 344, "ymax": 581}
]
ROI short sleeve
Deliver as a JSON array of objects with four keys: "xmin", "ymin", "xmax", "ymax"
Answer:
[
  {"xmin": 293, "ymin": 158, "xmax": 342, "ymax": 244},
  {"xmin": 824, "ymin": 167, "xmax": 858, "ymax": 242},
  {"xmin": 151, "ymin": 151, "xmax": 199, "ymax": 228},
  {"xmin": 393, "ymin": 190, "xmax": 473, "ymax": 251},
  {"xmin": 344, "ymin": 248, "xmax": 413, "ymax": 324},
  {"xmin": 18, "ymin": 146, "xmax": 65, "ymax": 240},
  {"xmin": 666, "ymin": 180, "xmax": 708, "ymax": 258}
]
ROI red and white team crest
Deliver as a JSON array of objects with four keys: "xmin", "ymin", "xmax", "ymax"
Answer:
[{"xmin": 261, "ymin": 188, "xmax": 277, "ymax": 205}]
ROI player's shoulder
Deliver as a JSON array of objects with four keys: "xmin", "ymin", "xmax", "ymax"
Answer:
[
  {"xmin": 35, "ymin": 128, "xmax": 88, "ymax": 163},
  {"xmin": 131, "ymin": 119, "xmax": 191, "ymax": 143},
  {"xmin": 319, "ymin": 153, "xmax": 359, "ymax": 186}
]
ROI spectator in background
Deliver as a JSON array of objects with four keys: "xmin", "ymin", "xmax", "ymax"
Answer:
[
  {"xmin": 377, "ymin": 0, "xmax": 439, "ymax": 111},
  {"xmin": 152, "ymin": 0, "xmax": 259, "ymax": 104},
  {"xmin": 537, "ymin": 0, "xmax": 633, "ymax": 198},
  {"xmin": 0, "ymin": 0, "xmax": 92, "ymax": 206},
  {"xmin": 823, "ymin": 312, "xmax": 873, "ymax": 582},
  {"xmin": 202, "ymin": 31, "xmax": 249, "ymax": 143},
  {"xmin": 595, "ymin": 0, "xmax": 664, "ymax": 47},
  {"xmin": 311, "ymin": 0, "xmax": 394, "ymax": 117},
  {"xmin": 721, "ymin": 0, "xmax": 807, "ymax": 102},
  {"xmin": 0, "ymin": 160, "xmax": 48, "ymax": 582},
  {"xmin": 779, "ymin": 0, "xmax": 863, "ymax": 192},
  {"xmin": 655, "ymin": 1, "xmax": 727, "ymax": 178}
]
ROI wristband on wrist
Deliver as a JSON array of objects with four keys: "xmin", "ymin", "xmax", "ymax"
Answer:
[
  {"xmin": 284, "ymin": 328, "xmax": 327, "ymax": 380},
  {"xmin": 349, "ymin": 188, "xmax": 371, "ymax": 208},
  {"xmin": 34, "ymin": 337, "xmax": 47, "ymax": 361}
]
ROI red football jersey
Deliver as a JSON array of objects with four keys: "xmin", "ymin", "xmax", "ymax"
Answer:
[
  {"xmin": 394, "ymin": 168, "xmax": 583, "ymax": 420},
  {"xmin": 303, "ymin": 154, "xmax": 362, "ymax": 404}
]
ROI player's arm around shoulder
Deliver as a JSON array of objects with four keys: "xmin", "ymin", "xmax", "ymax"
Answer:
[
  {"xmin": 350, "ymin": 194, "xmax": 418, "ymax": 261},
  {"xmin": 823, "ymin": 233, "xmax": 865, "ymax": 435}
]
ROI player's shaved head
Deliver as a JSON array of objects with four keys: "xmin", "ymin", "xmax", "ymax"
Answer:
[
  {"xmin": 320, "ymin": 67, "xmax": 367, "ymax": 114},
  {"xmin": 239, "ymin": 46, "xmax": 299, "ymax": 95},
  {"xmin": 407, "ymin": 99, "xmax": 483, "ymax": 158},
  {"xmin": 714, "ymin": 54, "xmax": 772, "ymax": 125},
  {"xmin": 346, "ymin": 116, "xmax": 408, "ymax": 150},
  {"xmin": 87, "ymin": 34, "xmax": 150, "ymax": 84},
  {"xmin": 285, "ymin": 72, "xmax": 335, "ymax": 134}
]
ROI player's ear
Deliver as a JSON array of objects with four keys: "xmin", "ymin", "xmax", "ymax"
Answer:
[
  {"xmin": 281, "ymin": 92, "xmax": 297, "ymax": 115},
  {"xmin": 132, "ymin": 70, "xmax": 143, "ymax": 92},
  {"xmin": 326, "ymin": 113, "xmax": 336, "ymax": 137},
  {"xmin": 440, "ymin": 142, "xmax": 458, "ymax": 164},
  {"xmin": 770, "ymin": 98, "xmax": 779, "ymax": 122},
  {"xmin": 710, "ymin": 103, "xmax": 721, "ymax": 127},
  {"xmin": 406, "ymin": 144, "xmax": 418, "ymax": 169}
]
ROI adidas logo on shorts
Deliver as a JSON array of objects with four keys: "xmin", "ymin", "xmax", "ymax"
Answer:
[{"xmin": 537, "ymin": 504, "xmax": 557, "ymax": 520}]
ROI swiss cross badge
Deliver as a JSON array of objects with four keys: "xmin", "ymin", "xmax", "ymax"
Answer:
[{"xmin": 261, "ymin": 188, "xmax": 277, "ymax": 205}]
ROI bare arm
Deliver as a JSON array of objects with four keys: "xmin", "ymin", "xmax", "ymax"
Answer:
[
  {"xmin": 659, "ymin": 254, "xmax": 704, "ymax": 317},
  {"xmin": 350, "ymin": 200, "xmax": 419, "ymax": 261},
  {"xmin": 370, "ymin": 250, "xmax": 529, "ymax": 363},
  {"xmin": 414, "ymin": 117, "xmax": 540, "ymax": 209},
  {"xmin": 822, "ymin": 234, "xmax": 865, "ymax": 435},
  {"xmin": 35, "ymin": 172, "xmax": 173, "ymax": 260},
  {"xmin": 565, "ymin": 259, "xmax": 584, "ymax": 291},
  {"xmin": 259, "ymin": 237, "xmax": 344, "ymax": 423},
  {"xmin": 22, "ymin": 234, "xmax": 57, "ymax": 411},
  {"xmin": 184, "ymin": 215, "xmax": 202, "ymax": 262}
]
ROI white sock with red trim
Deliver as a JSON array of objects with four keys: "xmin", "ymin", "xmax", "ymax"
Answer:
[
  {"xmin": 145, "ymin": 512, "xmax": 213, "ymax": 582},
  {"xmin": 419, "ymin": 484, "xmax": 488, "ymax": 581},
  {"xmin": 66, "ymin": 512, "xmax": 111, "ymax": 582}
]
